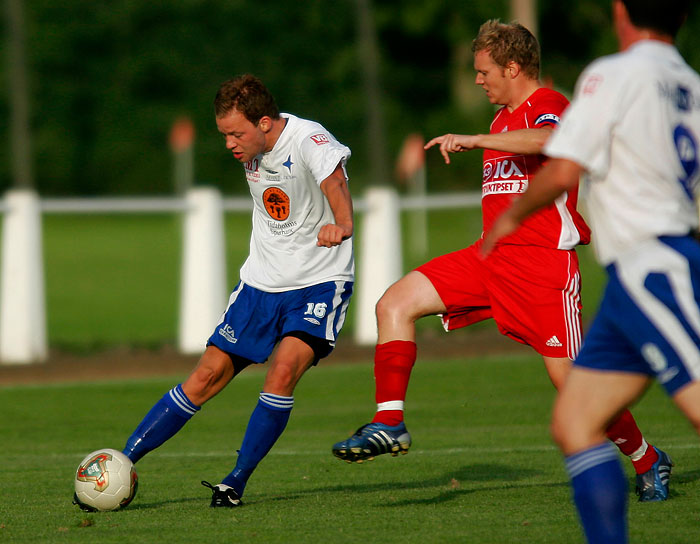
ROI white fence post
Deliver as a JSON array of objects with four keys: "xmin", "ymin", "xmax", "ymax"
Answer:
[
  {"xmin": 178, "ymin": 187, "xmax": 227, "ymax": 355},
  {"xmin": 354, "ymin": 186, "xmax": 403, "ymax": 345},
  {"xmin": 0, "ymin": 189, "xmax": 47, "ymax": 364}
]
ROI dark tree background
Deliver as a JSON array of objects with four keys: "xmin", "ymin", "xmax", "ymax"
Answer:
[{"xmin": 1, "ymin": 0, "xmax": 698, "ymax": 196}]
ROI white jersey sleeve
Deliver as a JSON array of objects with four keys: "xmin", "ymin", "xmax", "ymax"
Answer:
[
  {"xmin": 297, "ymin": 130, "xmax": 350, "ymax": 187},
  {"xmin": 545, "ymin": 41, "xmax": 700, "ymax": 265}
]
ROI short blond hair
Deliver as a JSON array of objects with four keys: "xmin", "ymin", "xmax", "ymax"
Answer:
[{"xmin": 472, "ymin": 19, "xmax": 540, "ymax": 80}]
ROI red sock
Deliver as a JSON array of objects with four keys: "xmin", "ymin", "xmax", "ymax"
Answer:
[
  {"xmin": 371, "ymin": 340, "xmax": 417, "ymax": 426},
  {"xmin": 606, "ymin": 409, "xmax": 658, "ymax": 474}
]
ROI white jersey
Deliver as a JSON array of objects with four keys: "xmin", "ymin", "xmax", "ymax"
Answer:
[
  {"xmin": 239, "ymin": 113, "xmax": 354, "ymax": 291},
  {"xmin": 545, "ymin": 41, "xmax": 700, "ymax": 265}
]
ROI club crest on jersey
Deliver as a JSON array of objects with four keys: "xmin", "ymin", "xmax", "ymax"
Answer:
[
  {"xmin": 310, "ymin": 133, "xmax": 330, "ymax": 145},
  {"xmin": 263, "ymin": 187, "xmax": 291, "ymax": 221}
]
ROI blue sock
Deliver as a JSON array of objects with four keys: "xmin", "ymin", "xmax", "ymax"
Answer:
[
  {"xmin": 122, "ymin": 384, "xmax": 200, "ymax": 463},
  {"xmin": 566, "ymin": 442, "xmax": 628, "ymax": 544},
  {"xmin": 221, "ymin": 393, "xmax": 294, "ymax": 496}
]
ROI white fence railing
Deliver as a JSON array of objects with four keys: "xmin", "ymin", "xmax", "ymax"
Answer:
[{"xmin": 0, "ymin": 187, "xmax": 481, "ymax": 365}]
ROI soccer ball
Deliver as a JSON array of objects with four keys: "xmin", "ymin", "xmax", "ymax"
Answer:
[{"xmin": 73, "ymin": 449, "xmax": 138, "ymax": 512}]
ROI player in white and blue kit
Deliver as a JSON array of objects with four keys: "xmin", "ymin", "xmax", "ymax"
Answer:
[
  {"xmin": 483, "ymin": 1, "xmax": 698, "ymax": 542},
  {"xmin": 121, "ymin": 75, "xmax": 354, "ymax": 507}
]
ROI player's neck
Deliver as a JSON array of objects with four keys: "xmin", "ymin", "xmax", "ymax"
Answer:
[
  {"xmin": 506, "ymin": 79, "xmax": 542, "ymax": 113},
  {"xmin": 264, "ymin": 117, "xmax": 288, "ymax": 153},
  {"xmin": 619, "ymin": 30, "xmax": 673, "ymax": 51}
]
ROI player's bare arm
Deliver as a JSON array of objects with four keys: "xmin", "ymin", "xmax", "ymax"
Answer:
[
  {"xmin": 424, "ymin": 127, "xmax": 553, "ymax": 164},
  {"xmin": 317, "ymin": 163, "xmax": 354, "ymax": 247},
  {"xmin": 481, "ymin": 157, "xmax": 583, "ymax": 256}
]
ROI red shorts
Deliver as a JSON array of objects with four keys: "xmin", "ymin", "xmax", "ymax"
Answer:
[{"xmin": 416, "ymin": 240, "xmax": 582, "ymax": 359}]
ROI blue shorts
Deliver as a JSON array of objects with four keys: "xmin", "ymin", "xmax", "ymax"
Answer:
[
  {"xmin": 207, "ymin": 280, "xmax": 353, "ymax": 364},
  {"xmin": 575, "ymin": 235, "xmax": 700, "ymax": 395}
]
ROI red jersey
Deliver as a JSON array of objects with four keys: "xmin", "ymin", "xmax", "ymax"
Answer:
[{"xmin": 482, "ymin": 88, "xmax": 590, "ymax": 249}]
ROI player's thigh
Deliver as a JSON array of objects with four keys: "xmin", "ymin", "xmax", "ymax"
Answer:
[
  {"xmin": 542, "ymin": 356, "xmax": 572, "ymax": 390},
  {"xmin": 552, "ymin": 366, "xmax": 650, "ymax": 454},
  {"xmin": 376, "ymin": 271, "xmax": 446, "ymax": 322},
  {"xmin": 672, "ymin": 380, "xmax": 700, "ymax": 435}
]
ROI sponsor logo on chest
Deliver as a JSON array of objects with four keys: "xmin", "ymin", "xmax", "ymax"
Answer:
[{"xmin": 482, "ymin": 156, "xmax": 528, "ymax": 196}]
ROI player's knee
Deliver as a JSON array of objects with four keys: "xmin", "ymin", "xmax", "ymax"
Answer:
[
  {"xmin": 550, "ymin": 404, "xmax": 586, "ymax": 453},
  {"xmin": 375, "ymin": 295, "xmax": 394, "ymax": 324},
  {"xmin": 191, "ymin": 365, "xmax": 218, "ymax": 387},
  {"xmin": 184, "ymin": 363, "xmax": 228, "ymax": 401},
  {"xmin": 264, "ymin": 362, "xmax": 301, "ymax": 396},
  {"xmin": 376, "ymin": 285, "xmax": 416, "ymax": 325}
]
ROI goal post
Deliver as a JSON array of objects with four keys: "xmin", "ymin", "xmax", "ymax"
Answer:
[{"xmin": 0, "ymin": 189, "xmax": 47, "ymax": 364}]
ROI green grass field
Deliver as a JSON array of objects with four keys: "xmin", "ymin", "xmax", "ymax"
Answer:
[{"xmin": 1, "ymin": 354, "xmax": 698, "ymax": 543}]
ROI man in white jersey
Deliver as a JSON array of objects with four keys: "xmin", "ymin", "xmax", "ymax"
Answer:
[
  {"xmin": 114, "ymin": 75, "xmax": 354, "ymax": 509},
  {"xmin": 483, "ymin": 1, "xmax": 699, "ymax": 542}
]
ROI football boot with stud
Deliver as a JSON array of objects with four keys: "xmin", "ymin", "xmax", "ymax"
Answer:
[
  {"xmin": 332, "ymin": 422, "xmax": 411, "ymax": 463},
  {"xmin": 201, "ymin": 480, "xmax": 242, "ymax": 507},
  {"xmin": 635, "ymin": 447, "xmax": 673, "ymax": 502}
]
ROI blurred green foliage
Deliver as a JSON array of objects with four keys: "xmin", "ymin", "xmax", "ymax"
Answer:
[{"xmin": 1, "ymin": 0, "xmax": 699, "ymax": 196}]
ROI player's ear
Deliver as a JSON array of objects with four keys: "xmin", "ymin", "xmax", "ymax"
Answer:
[
  {"xmin": 507, "ymin": 61, "xmax": 521, "ymax": 79},
  {"xmin": 257, "ymin": 116, "xmax": 272, "ymax": 133}
]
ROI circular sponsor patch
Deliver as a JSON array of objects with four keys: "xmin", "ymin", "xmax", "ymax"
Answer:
[{"xmin": 263, "ymin": 187, "xmax": 290, "ymax": 221}]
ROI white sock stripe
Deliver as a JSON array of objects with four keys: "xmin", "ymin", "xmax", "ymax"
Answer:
[
  {"xmin": 259, "ymin": 393, "xmax": 294, "ymax": 410},
  {"xmin": 629, "ymin": 438, "xmax": 649, "ymax": 462},
  {"xmin": 566, "ymin": 443, "xmax": 618, "ymax": 479},
  {"xmin": 169, "ymin": 386, "xmax": 199, "ymax": 415},
  {"xmin": 376, "ymin": 401, "xmax": 404, "ymax": 412}
]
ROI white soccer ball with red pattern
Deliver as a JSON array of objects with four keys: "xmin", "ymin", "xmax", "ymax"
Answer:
[{"xmin": 73, "ymin": 449, "xmax": 138, "ymax": 511}]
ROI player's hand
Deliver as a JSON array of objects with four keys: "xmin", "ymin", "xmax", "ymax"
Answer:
[
  {"xmin": 424, "ymin": 134, "xmax": 478, "ymax": 164},
  {"xmin": 480, "ymin": 212, "xmax": 520, "ymax": 258},
  {"xmin": 317, "ymin": 223, "xmax": 352, "ymax": 247}
]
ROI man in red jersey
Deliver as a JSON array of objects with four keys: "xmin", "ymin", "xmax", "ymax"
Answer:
[{"xmin": 332, "ymin": 19, "xmax": 671, "ymax": 502}]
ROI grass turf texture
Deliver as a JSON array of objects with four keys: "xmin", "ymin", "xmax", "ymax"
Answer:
[
  {"xmin": 38, "ymin": 207, "xmax": 606, "ymax": 350},
  {"xmin": 1, "ymin": 355, "xmax": 699, "ymax": 543}
]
